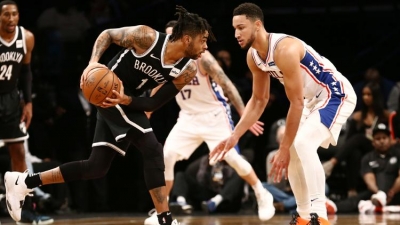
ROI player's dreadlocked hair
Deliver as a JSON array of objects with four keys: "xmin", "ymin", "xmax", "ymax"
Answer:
[
  {"xmin": 169, "ymin": 5, "xmax": 216, "ymax": 42},
  {"xmin": 233, "ymin": 3, "xmax": 264, "ymax": 24},
  {"xmin": 0, "ymin": 0, "xmax": 18, "ymax": 13}
]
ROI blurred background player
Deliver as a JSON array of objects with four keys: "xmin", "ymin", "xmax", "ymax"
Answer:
[{"xmin": 0, "ymin": 1, "xmax": 53, "ymax": 224}]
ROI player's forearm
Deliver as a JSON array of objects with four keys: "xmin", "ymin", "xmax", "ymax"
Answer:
[
  {"xmin": 232, "ymin": 96, "xmax": 267, "ymax": 138},
  {"xmin": 389, "ymin": 176, "xmax": 400, "ymax": 194},
  {"xmin": 280, "ymin": 103, "xmax": 303, "ymax": 150},
  {"xmin": 364, "ymin": 173, "xmax": 379, "ymax": 193},
  {"xmin": 89, "ymin": 30, "xmax": 112, "ymax": 63},
  {"xmin": 223, "ymin": 81, "xmax": 245, "ymax": 116},
  {"xmin": 123, "ymin": 82, "xmax": 179, "ymax": 111}
]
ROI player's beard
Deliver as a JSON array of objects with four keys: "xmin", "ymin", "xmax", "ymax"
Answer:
[
  {"xmin": 242, "ymin": 32, "xmax": 256, "ymax": 50},
  {"xmin": 186, "ymin": 42, "xmax": 199, "ymax": 59}
]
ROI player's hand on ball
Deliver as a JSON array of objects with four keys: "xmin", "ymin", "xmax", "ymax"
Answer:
[
  {"xmin": 101, "ymin": 79, "xmax": 127, "ymax": 108},
  {"xmin": 249, "ymin": 121, "xmax": 264, "ymax": 136},
  {"xmin": 209, "ymin": 135, "xmax": 239, "ymax": 163},
  {"xmin": 80, "ymin": 62, "xmax": 107, "ymax": 89}
]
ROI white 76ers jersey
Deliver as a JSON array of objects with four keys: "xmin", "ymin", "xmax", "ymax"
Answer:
[
  {"xmin": 251, "ymin": 33, "xmax": 353, "ymax": 101},
  {"xmin": 251, "ymin": 33, "xmax": 357, "ymax": 147},
  {"xmin": 175, "ymin": 60, "xmax": 229, "ymax": 114}
]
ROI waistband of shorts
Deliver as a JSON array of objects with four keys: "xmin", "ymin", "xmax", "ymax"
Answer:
[{"xmin": 0, "ymin": 88, "xmax": 18, "ymax": 96}]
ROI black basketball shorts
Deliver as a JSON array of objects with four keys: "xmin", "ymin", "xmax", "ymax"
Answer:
[
  {"xmin": 0, "ymin": 89, "xmax": 29, "ymax": 143},
  {"xmin": 93, "ymin": 104, "xmax": 153, "ymax": 155}
]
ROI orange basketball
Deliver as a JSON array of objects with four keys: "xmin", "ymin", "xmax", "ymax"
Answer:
[{"xmin": 82, "ymin": 67, "xmax": 121, "ymax": 105}]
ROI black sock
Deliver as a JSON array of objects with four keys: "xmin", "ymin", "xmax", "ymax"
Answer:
[
  {"xmin": 25, "ymin": 173, "xmax": 42, "ymax": 189},
  {"xmin": 157, "ymin": 211, "xmax": 173, "ymax": 225}
]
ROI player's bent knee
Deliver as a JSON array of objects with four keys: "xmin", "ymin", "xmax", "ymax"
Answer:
[
  {"xmin": 224, "ymin": 150, "xmax": 252, "ymax": 176},
  {"xmin": 132, "ymin": 133, "xmax": 166, "ymax": 189},
  {"xmin": 164, "ymin": 150, "xmax": 179, "ymax": 180},
  {"xmin": 144, "ymin": 167, "xmax": 165, "ymax": 190}
]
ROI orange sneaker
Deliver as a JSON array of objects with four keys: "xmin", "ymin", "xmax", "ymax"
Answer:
[
  {"xmin": 289, "ymin": 213, "xmax": 306, "ymax": 225},
  {"xmin": 289, "ymin": 213, "xmax": 330, "ymax": 225},
  {"xmin": 309, "ymin": 213, "xmax": 330, "ymax": 225}
]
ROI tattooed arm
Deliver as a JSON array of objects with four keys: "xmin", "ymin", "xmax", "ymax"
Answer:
[
  {"xmin": 198, "ymin": 51, "xmax": 245, "ymax": 115},
  {"xmin": 89, "ymin": 25, "xmax": 156, "ymax": 63},
  {"xmin": 119, "ymin": 61, "xmax": 197, "ymax": 111}
]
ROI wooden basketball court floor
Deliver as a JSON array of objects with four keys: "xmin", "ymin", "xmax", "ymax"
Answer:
[{"xmin": 2, "ymin": 213, "xmax": 400, "ymax": 225}]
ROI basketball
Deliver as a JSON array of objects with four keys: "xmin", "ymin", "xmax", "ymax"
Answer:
[{"xmin": 82, "ymin": 67, "xmax": 121, "ymax": 105}]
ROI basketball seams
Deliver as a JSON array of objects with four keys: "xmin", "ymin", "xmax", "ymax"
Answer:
[{"xmin": 89, "ymin": 69, "xmax": 110, "ymax": 105}]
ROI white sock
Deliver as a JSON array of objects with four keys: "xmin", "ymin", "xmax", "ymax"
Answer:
[
  {"xmin": 252, "ymin": 180, "xmax": 265, "ymax": 196},
  {"xmin": 177, "ymin": 196, "xmax": 186, "ymax": 205},
  {"xmin": 211, "ymin": 194, "xmax": 223, "ymax": 206},
  {"xmin": 291, "ymin": 118, "xmax": 331, "ymax": 220},
  {"xmin": 288, "ymin": 147, "xmax": 311, "ymax": 219}
]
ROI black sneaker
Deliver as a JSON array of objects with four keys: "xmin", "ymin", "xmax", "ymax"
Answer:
[{"xmin": 16, "ymin": 210, "xmax": 54, "ymax": 225}]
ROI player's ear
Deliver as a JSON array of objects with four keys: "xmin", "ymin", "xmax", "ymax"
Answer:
[
  {"xmin": 183, "ymin": 35, "xmax": 192, "ymax": 45},
  {"xmin": 255, "ymin": 20, "xmax": 263, "ymax": 31}
]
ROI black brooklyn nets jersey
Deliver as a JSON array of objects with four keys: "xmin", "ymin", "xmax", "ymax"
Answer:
[
  {"xmin": 0, "ymin": 26, "xmax": 27, "ymax": 93},
  {"xmin": 108, "ymin": 31, "xmax": 192, "ymax": 97}
]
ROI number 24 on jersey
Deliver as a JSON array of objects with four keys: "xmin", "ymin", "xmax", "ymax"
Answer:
[{"xmin": 0, "ymin": 65, "xmax": 13, "ymax": 80}]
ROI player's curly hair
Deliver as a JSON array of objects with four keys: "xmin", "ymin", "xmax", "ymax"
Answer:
[
  {"xmin": 233, "ymin": 3, "xmax": 264, "ymax": 24},
  {"xmin": 169, "ymin": 5, "xmax": 216, "ymax": 42}
]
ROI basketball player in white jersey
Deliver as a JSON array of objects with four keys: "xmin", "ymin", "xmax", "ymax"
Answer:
[
  {"xmin": 144, "ymin": 20, "xmax": 275, "ymax": 224},
  {"xmin": 210, "ymin": 3, "xmax": 357, "ymax": 225}
]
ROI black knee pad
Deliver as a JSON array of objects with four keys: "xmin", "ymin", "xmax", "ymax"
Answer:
[{"xmin": 128, "ymin": 131, "xmax": 165, "ymax": 190}]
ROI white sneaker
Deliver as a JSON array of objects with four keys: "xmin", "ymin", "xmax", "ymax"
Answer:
[
  {"xmin": 256, "ymin": 189, "xmax": 275, "ymax": 221},
  {"xmin": 144, "ymin": 210, "xmax": 180, "ymax": 225},
  {"xmin": 358, "ymin": 200, "xmax": 375, "ymax": 214},
  {"xmin": 371, "ymin": 190, "xmax": 387, "ymax": 207},
  {"xmin": 144, "ymin": 209, "xmax": 158, "ymax": 225},
  {"xmin": 4, "ymin": 171, "xmax": 33, "ymax": 222}
]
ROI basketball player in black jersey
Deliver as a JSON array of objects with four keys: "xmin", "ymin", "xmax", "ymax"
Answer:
[
  {"xmin": 4, "ymin": 5, "xmax": 215, "ymax": 225},
  {"xmin": 0, "ymin": 1, "xmax": 54, "ymax": 224}
]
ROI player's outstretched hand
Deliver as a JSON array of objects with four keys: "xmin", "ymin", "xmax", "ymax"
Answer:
[
  {"xmin": 100, "ymin": 79, "xmax": 127, "ymax": 108},
  {"xmin": 209, "ymin": 135, "xmax": 239, "ymax": 164},
  {"xmin": 269, "ymin": 148, "xmax": 290, "ymax": 183},
  {"xmin": 80, "ymin": 62, "xmax": 107, "ymax": 90},
  {"xmin": 249, "ymin": 120, "xmax": 264, "ymax": 136}
]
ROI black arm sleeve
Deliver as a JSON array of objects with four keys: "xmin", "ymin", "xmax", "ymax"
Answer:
[
  {"xmin": 127, "ymin": 81, "xmax": 179, "ymax": 111},
  {"xmin": 19, "ymin": 64, "xmax": 33, "ymax": 103}
]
